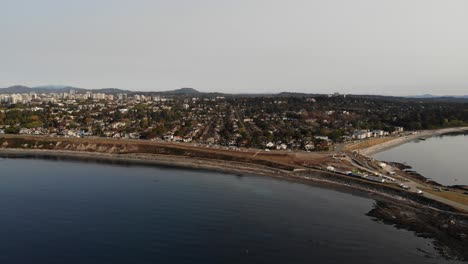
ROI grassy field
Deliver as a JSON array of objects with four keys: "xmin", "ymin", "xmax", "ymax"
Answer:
[{"xmin": 422, "ymin": 188, "xmax": 468, "ymax": 206}]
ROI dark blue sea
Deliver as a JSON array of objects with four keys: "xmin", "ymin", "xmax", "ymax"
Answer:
[{"xmin": 0, "ymin": 157, "xmax": 461, "ymax": 263}]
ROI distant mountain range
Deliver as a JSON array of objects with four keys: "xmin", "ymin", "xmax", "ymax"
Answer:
[
  {"xmin": 1, "ymin": 85, "xmax": 468, "ymax": 101},
  {"xmin": 407, "ymin": 94, "xmax": 468, "ymax": 99},
  {"xmin": 0, "ymin": 85, "xmax": 324, "ymax": 98},
  {"xmin": 0, "ymin": 85, "xmax": 203, "ymax": 96},
  {"xmin": 405, "ymin": 94, "xmax": 468, "ymax": 102}
]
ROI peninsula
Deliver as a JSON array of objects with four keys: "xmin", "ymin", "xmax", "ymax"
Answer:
[{"xmin": 2, "ymin": 87, "xmax": 468, "ymax": 260}]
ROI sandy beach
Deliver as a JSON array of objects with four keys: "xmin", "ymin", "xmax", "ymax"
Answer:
[{"xmin": 360, "ymin": 127, "xmax": 468, "ymax": 156}]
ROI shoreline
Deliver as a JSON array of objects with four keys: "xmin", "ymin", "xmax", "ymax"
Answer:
[
  {"xmin": 2, "ymin": 129, "xmax": 468, "ymax": 260},
  {"xmin": 350, "ymin": 127, "xmax": 468, "ymax": 214},
  {"xmin": 359, "ymin": 126, "xmax": 468, "ymax": 156},
  {"xmin": 0, "ymin": 133, "xmax": 467, "ymax": 213},
  {"xmin": 0, "ymin": 148, "xmax": 289, "ymax": 179},
  {"xmin": 0, "ymin": 147, "xmax": 464, "ymax": 214},
  {"xmin": 2, "ymin": 148, "xmax": 468, "ymax": 261},
  {"xmin": 0, "ymin": 148, "xmax": 390, "ymax": 201},
  {"xmin": 0, "ymin": 157, "xmax": 466, "ymax": 263}
]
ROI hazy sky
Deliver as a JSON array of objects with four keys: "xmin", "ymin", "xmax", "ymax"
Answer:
[{"xmin": 1, "ymin": 0, "xmax": 467, "ymax": 95}]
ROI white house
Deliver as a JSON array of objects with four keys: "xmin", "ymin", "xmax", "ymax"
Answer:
[
  {"xmin": 163, "ymin": 134, "xmax": 174, "ymax": 141},
  {"xmin": 305, "ymin": 143, "xmax": 315, "ymax": 151}
]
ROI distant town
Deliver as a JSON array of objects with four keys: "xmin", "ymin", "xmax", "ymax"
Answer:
[{"xmin": 0, "ymin": 87, "xmax": 466, "ymax": 151}]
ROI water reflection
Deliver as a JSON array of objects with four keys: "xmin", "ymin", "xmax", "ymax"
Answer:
[{"xmin": 0, "ymin": 157, "xmax": 465, "ymax": 263}]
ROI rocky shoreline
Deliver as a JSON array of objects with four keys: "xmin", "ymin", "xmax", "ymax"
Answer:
[
  {"xmin": 387, "ymin": 161, "xmax": 444, "ymax": 186},
  {"xmin": 367, "ymin": 199, "xmax": 468, "ymax": 261}
]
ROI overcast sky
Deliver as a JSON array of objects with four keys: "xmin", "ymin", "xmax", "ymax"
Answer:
[{"xmin": 1, "ymin": 0, "xmax": 467, "ymax": 95}]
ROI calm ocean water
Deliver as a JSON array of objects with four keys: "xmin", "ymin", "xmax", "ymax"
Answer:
[
  {"xmin": 0, "ymin": 157, "xmax": 461, "ymax": 263},
  {"xmin": 373, "ymin": 133, "xmax": 468, "ymax": 186}
]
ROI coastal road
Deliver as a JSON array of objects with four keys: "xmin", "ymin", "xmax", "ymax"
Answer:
[
  {"xmin": 404, "ymin": 181, "xmax": 468, "ymax": 213},
  {"xmin": 346, "ymin": 155, "xmax": 468, "ymax": 213}
]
